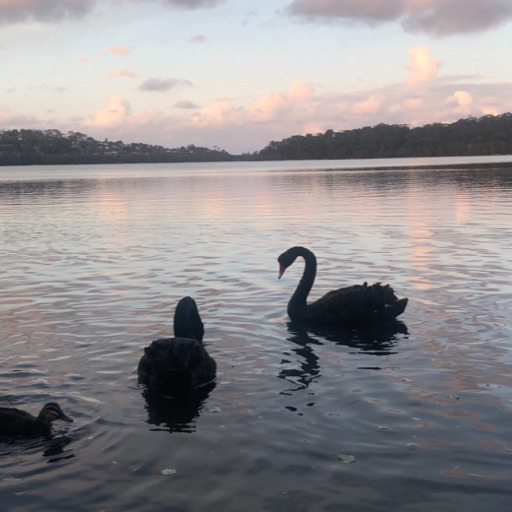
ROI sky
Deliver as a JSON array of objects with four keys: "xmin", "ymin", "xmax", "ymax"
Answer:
[{"xmin": 1, "ymin": 0, "xmax": 512, "ymax": 154}]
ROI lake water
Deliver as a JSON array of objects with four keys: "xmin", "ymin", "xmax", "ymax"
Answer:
[{"xmin": 1, "ymin": 156, "xmax": 511, "ymax": 511}]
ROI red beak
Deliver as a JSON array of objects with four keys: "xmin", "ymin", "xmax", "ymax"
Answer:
[{"xmin": 278, "ymin": 263, "xmax": 286, "ymax": 279}]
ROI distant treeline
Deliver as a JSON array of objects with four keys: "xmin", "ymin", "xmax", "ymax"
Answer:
[
  {"xmin": 0, "ymin": 129, "xmax": 235, "ymax": 166},
  {"xmin": 1, "ymin": 113, "xmax": 512, "ymax": 165},
  {"xmin": 255, "ymin": 113, "xmax": 512, "ymax": 160}
]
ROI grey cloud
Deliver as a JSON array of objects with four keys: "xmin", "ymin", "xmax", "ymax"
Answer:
[
  {"xmin": 159, "ymin": 0, "xmax": 223, "ymax": 8},
  {"xmin": 7, "ymin": 84, "xmax": 68, "ymax": 94},
  {"xmin": 138, "ymin": 78, "xmax": 192, "ymax": 92},
  {"xmin": 287, "ymin": 0, "xmax": 403, "ymax": 24},
  {"xmin": 0, "ymin": 0, "xmax": 92, "ymax": 24},
  {"xmin": 0, "ymin": 0, "xmax": 224, "ymax": 25},
  {"xmin": 174, "ymin": 100, "xmax": 200, "ymax": 109},
  {"xmin": 403, "ymin": 1, "xmax": 512, "ymax": 37},
  {"xmin": 286, "ymin": 0, "xmax": 512, "ymax": 36}
]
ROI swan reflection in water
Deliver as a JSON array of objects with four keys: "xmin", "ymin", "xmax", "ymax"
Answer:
[
  {"xmin": 278, "ymin": 320, "xmax": 408, "ymax": 396},
  {"xmin": 141, "ymin": 383, "xmax": 216, "ymax": 434}
]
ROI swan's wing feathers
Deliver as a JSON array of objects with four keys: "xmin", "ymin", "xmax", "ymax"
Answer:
[
  {"xmin": 308, "ymin": 284, "xmax": 369, "ymax": 324},
  {"xmin": 308, "ymin": 283, "xmax": 407, "ymax": 324},
  {"xmin": 138, "ymin": 337, "xmax": 216, "ymax": 393}
]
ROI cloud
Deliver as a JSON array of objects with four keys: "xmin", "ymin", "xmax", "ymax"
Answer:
[
  {"xmin": 407, "ymin": 46, "xmax": 443, "ymax": 85},
  {"xmin": 174, "ymin": 100, "xmax": 200, "ymax": 109},
  {"xmin": 159, "ymin": 0, "xmax": 224, "ymax": 8},
  {"xmin": 248, "ymin": 81, "xmax": 314, "ymax": 122},
  {"xmin": 6, "ymin": 84, "xmax": 67, "ymax": 94},
  {"xmin": 445, "ymin": 90, "xmax": 473, "ymax": 115},
  {"xmin": 190, "ymin": 35, "xmax": 206, "ymax": 43},
  {"xmin": 4, "ymin": 49, "xmax": 512, "ymax": 154},
  {"xmin": 0, "ymin": 0, "xmax": 92, "ymax": 24},
  {"xmin": 0, "ymin": 0, "xmax": 225, "ymax": 25},
  {"xmin": 138, "ymin": 77, "xmax": 192, "ymax": 92},
  {"xmin": 286, "ymin": 0, "xmax": 512, "ymax": 36},
  {"xmin": 350, "ymin": 95, "xmax": 384, "ymax": 116},
  {"xmin": 403, "ymin": 0, "xmax": 512, "ymax": 36},
  {"xmin": 109, "ymin": 68, "xmax": 138, "ymax": 78},
  {"xmin": 0, "ymin": 103, "xmax": 40, "ymax": 126},
  {"xmin": 190, "ymin": 100, "xmax": 244, "ymax": 127},
  {"xmin": 105, "ymin": 46, "xmax": 133, "ymax": 56},
  {"xmin": 86, "ymin": 94, "xmax": 131, "ymax": 128},
  {"xmin": 287, "ymin": 0, "xmax": 403, "ymax": 24},
  {"xmin": 48, "ymin": 61, "xmax": 512, "ymax": 153}
]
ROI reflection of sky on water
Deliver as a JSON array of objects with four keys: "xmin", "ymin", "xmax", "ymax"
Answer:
[{"xmin": 1, "ymin": 160, "xmax": 511, "ymax": 508}]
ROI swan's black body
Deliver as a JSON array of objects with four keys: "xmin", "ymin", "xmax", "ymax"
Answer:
[
  {"xmin": 138, "ymin": 297, "xmax": 216, "ymax": 395},
  {"xmin": 278, "ymin": 246, "xmax": 408, "ymax": 326},
  {"xmin": 0, "ymin": 402, "xmax": 73, "ymax": 438}
]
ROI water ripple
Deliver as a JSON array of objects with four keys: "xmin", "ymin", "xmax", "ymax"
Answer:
[{"xmin": 1, "ymin": 162, "xmax": 511, "ymax": 511}]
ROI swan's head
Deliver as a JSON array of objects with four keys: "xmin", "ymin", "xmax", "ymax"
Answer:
[
  {"xmin": 278, "ymin": 246, "xmax": 315, "ymax": 278},
  {"xmin": 278, "ymin": 247, "xmax": 300, "ymax": 278},
  {"xmin": 174, "ymin": 296, "xmax": 204, "ymax": 342}
]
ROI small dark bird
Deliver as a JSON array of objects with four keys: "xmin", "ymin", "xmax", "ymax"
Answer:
[
  {"xmin": 278, "ymin": 246, "xmax": 408, "ymax": 326},
  {"xmin": 138, "ymin": 296, "xmax": 216, "ymax": 395},
  {"xmin": 0, "ymin": 402, "xmax": 73, "ymax": 438}
]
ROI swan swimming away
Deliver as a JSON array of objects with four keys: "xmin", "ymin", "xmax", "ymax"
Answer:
[
  {"xmin": 278, "ymin": 246, "xmax": 408, "ymax": 326},
  {"xmin": 138, "ymin": 296, "xmax": 216, "ymax": 395}
]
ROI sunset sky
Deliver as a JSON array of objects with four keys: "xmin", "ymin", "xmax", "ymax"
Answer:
[{"xmin": 1, "ymin": 0, "xmax": 512, "ymax": 153}]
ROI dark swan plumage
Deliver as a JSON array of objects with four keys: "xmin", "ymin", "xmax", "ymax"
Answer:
[
  {"xmin": 278, "ymin": 246, "xmax": 408, "ymax": 325},
  {"xmin": 0, "ymin": 402, "xmax": 73, "ymax": 438},
  {"xmin": 137, "ymin": 296, "xmax": 216, "ymax": 395}
]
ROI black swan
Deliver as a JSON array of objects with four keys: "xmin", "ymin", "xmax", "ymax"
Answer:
[
  {"xmin": 137, "ymin": 296, "xmax": 216, "ymax": 395},
  {"xmin": 0, "ymin": 402, "xmax": 73, "ymax": 438},
  {"xmin": 278, "ymin": 246, "xmax": 408, "ymax": 325}
]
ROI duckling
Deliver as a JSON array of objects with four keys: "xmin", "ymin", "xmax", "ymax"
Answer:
[{"xmin": 0, "ymin": 402, "xmax": 73, "ymax": 438}]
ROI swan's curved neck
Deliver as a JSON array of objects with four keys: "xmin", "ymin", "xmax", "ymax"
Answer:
[{"xmin": 289, "ymin": 247, "xmax": 316, "ymax": 316}]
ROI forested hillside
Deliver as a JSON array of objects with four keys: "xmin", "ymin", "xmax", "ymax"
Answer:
[
  {"xmin": 255, "ymin": 114, "xmax": 512, "ymax": 160},
  {"xmin": 1, "ymin": 113, "xmax": 511, "ymax": 165},
  {"xmin": 0, "ymin": 129, "xmax": 234, "ymax": 165}
]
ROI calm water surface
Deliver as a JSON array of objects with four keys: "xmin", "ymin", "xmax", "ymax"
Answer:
[{"xmin": 1, "ymin": 157, "xmax": 511, "ymax": 511}]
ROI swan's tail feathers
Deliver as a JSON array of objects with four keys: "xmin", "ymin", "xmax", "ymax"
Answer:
[
  {"xmin": 372, "ymin": 296, "xmax": 408, "ymax": 323},
  {"xmin": 394, "ymin": 297, "xmax": 408, "ymax": 317}
]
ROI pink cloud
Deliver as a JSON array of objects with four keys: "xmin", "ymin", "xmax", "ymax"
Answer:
[
  {"xmin": 445, "ymin": 90, "xmax": 473, "ymax": 115},
  {"xmin": 249, "ymin": 81, "xmax": 313, "ymax": 122},
  {"xmin": 190, "ymin": 100, "xmax": 244, "ymax": 127},
  {"xmin": 72, "ymin": 73, "xmax": 512, "ymax": 152},
  {"xmin": 350, "ymin": 95, "xmax": 384, "ymax": 116},
  {"xmin": 6, "ymin": 46, "xmax": 512, "ymax": 153},
  {"xmin": 407, "ymin": 46, "xmax": 443, "ymax": 85},
  {"xmin": 108, "ymin": 68, "xmax": 138, "ymax": 77},
  {"xmin": 105, "ymin": 46, "xmax": 134, "ymax": 56},
  {"xmin": 0, "ymin": 103, "xmax": 39, "ymax": 126},
  {"xmin": 86, "ymin": 94, "xmax": 131, "ymax": 128}
]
